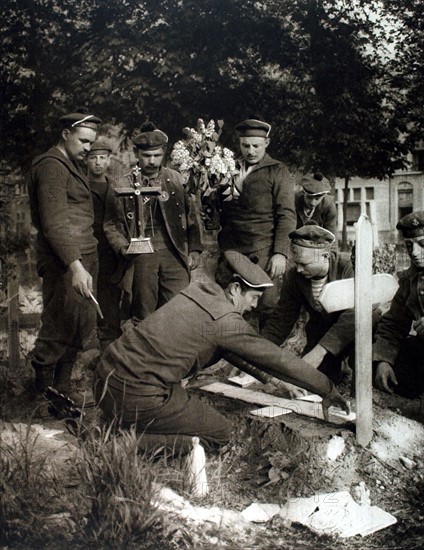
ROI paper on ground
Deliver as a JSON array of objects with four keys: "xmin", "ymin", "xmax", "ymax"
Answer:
[
  {"xmin": 278, "ymin": 491, "xmax": 397, "ymax": 538},
  {"xmin": 228, "ymin": 373, "xmax": 257, "ymax": 387}
]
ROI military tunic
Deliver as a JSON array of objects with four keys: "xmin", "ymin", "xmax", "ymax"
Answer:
[
  {"xmin": 104, "ymin": 166, "xmax": 202, "ymax": 321},
  {"xmin": 295, "ymin": 191, "xmax": 337, "ymax": 236},
  {"xmin": 94, "ymin": 281, "xmax": 335, "ymax": 453},
  {"xmin": 218, "ymin": 154, "xmax": 296, "ymax": 318},
  {"xmin": 28, "ymin": 146, "xmax": 98, "ymax": 372},
  {"xmin": 373, "ymin": 266, "xmax": 424, "ymax": 397},
  {"xmin": 262, "ymin": 251, "xmax": 355, "ymax": 381}
]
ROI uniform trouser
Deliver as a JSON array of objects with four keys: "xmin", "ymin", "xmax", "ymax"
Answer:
[
  {"xmin": 32, "ymin": 251, "xmax": 98, "ymax": 389},
  {"xmin": 130, "ymin": 247, "xmax": 189, "ymax": 321},
  {"xmin": 96, "ymin": 242, "xmax": 122, "ymax": 349},
  {"xmin": 389, "ymin": 336, "xmax": 424, "ymax": 399},
  {"xmin": 93, "ymin": 367, "xmax": 231, "ymax": 455}
]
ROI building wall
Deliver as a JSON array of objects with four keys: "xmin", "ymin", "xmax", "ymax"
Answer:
[{"xmin": 334, "ymin": 153, "xmax": 424, "ymax": 245}]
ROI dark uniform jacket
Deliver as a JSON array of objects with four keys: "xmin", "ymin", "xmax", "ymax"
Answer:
[
  {"xmin": 98, "ymin": 281, "xmax": 334, "ymax": 398},
  {"xmin": 218, "ymin": 154, "xmax": 296, "ymax": 258},
  {"xmin": 262, "ymin": 251, "xmax": 354, "ymax": 355},
  {"xmin": 295, "ymin": 191, "xmax": 337, "ymax": 236},
  {"xmin": 103, "ymin": 166, "xmax": 202, "ymax": 274},
  {"xmin": 90, "ymin": 176, "xmax": 113, "ymax": 247},
  {"xmin": 29, "ymin": 146, "xmax": 97, "ymax": 268},
  {"xmin": 373, "ymin": 266, "xmax": 424, "ymax": 365}
]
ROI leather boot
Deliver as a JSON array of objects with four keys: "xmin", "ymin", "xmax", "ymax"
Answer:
[{"xmin": 54, "ymin": 361, "xmax": 94, "ymax": 407}]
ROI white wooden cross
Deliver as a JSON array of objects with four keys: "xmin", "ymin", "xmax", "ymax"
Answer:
[{"xmin": 319, "ymin": 214, "xmax": 398, "ymax": 446}]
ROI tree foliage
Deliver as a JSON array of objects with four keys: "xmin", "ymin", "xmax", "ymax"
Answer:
[
  {"xmin": 0, "ymin": 0, "xmax": 418, "ymax": 184},
  {"xmin": 382, "ymin": 0, "xmax": 424, "ymax": 147}
]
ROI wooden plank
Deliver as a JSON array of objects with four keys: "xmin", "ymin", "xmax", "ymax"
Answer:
[
  {"xmin": 201, "ymin": 382, "xmax": 356, "ymax": 424},
  {"xmin": 319, "ymin": 274, "xmax": 398, "ymax": 313},
  {"xmin": 355, "ymin": 214, "xmax": 374, "ymax": 446}
]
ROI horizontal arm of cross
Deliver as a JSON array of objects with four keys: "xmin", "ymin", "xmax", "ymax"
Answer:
[{"xmin": 114, "ymin": 185, "xmax": 162, "ymax": 197}]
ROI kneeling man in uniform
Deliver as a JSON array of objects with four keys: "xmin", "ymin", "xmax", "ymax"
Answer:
[{"xmin": 93, "ymin": 251, "xmax": 349, "ymax": 454}]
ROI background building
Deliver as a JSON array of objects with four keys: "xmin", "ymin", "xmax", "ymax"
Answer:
[{"xmin": 334, "ymin": 143, "xmax": 424, "ymax": 246}]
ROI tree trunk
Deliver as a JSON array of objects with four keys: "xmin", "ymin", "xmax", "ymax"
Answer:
[{"xmin": 341, "ymin": 175, "xmax": 350, "ymax": 251}]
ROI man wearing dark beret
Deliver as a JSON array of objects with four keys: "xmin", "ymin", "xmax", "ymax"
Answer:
[
  {"xmin": 104, "ymin": 122, "xmax": 202, "ymax": 321},
  {"xmin": 86, "ymin": 138, "xmax": 122, "ymax": 350},
  {"xmin": 93, "ymin": 250, "xmax": 349, "ymax": 455},
  {"xmin": 259, "ymin": 223, "xmax": 355, "ymax": 391},
  {"xmin": 218, "ymin": 118, "xmax": 296, "ymax": 326},
  {"xmin": 295, "ymin": 173, "xmax": 337, "ymax": 238},
  {"xmin": 373, "ymin": 211, "xmax": 424, "ymax": 398},
  {"xmin": 28, "ymin": 111, "xmax": 101, "ymax": 404}
]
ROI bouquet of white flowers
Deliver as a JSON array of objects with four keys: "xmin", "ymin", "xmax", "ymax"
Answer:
[{"xmin": 170, "ymin": 119, "xmax": 239, "ymax": 229}]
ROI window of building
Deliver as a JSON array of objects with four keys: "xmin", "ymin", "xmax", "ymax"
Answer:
[
  {"xmin": 365, "ymin": 187, "xmax": 374, "ymax": 200},
  {"xmin": 346, "ymin": 202, "xmax": 361, "ymax": 225},
  {"xmin": 352, "ymin": 188, "xmax": 361, "ymax": 201},
  {"xmin": 398, "ymin": 182, "xmax": 413, "ymax": 220}
]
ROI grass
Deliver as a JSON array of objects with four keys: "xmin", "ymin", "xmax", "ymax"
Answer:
[{"xmin": 0, "ymin": 418, "xmax": 194, "ymax": 549}]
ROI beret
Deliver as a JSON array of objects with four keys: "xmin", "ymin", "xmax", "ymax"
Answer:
[
  {"xmin": 224, "ymin": 250, "xmax": 273, "ymax": 289},
  {"xmin": 88, "ymin": 137, "xmax": 113, "ymax": 154},
  {"xmin": 133, "ymin": 129, "xmax": 168, "ymax": 150},
  {"xmin": 235, "ymin": 119, "xmax": 271, "ymax": 138},
  {"xmin": 59, "ymin": 112, "xmax": 102, "ymax": 129},
  {"xmin": 301, "ymin": 173, "xmax": 331, "ymax": 195},
  {"xmin": 289, "ymin": 224, "xmax": 335, "ymax": 248},
  {"xmin": 396, "ymin": 211, "xmax": 424, "ymax": 238}
]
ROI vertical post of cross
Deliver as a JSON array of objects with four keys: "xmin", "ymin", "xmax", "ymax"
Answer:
[{"xmin": 355, "ymin": 214, "xmax": 373, "ymax": 446}]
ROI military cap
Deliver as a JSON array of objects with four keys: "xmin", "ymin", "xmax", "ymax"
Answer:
[
  {"xmin": 396, "ymin": 211, "xmax": 424, "ymax": 238},
  {"xmin": 59, "ymin": 112, "xmax": 102, "ymax": 129},
  {"xmin": 301, "ymin": 173, "xmax": 331, "ymax": 195},
  {"xmin": 289, "ymin": 223, "xmax": 335, "ymax": 249},
  {"xmin": 224, "ymin": 250, "xmax": 273, "ymax": 289},
  {"xmin": 235, "ymin": 119, "xmax": 271, "ymax": 138},
  {"xmin": 88, "ymin": 137, "xmax": 113, "ymax": 154},
  {"xmin": 133, "ymin": 128, "xmax": 168, "ymax": 150}
]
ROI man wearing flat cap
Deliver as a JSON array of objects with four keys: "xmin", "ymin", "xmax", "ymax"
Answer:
[
  {"xmin": 295, "ymin": 173, "xmax": 337, "ymax": 238},
  {"xmin": 93, "ymin": 250, "xmax": 349, "ymax": 455},
  {"xmin": 260, "ymin": 223, "xmax": 355, "ymax": 388},
  {"xmin": 373, "ymin": 211, "xmax": 424, "ymax": 398},
  {"xmin": 217, "ymin": 118, "xmax": 296, "ymax": 326},
  {"xmin": 28, "ymin": 111, "xmax": 101, "ymax": 404},
  {"xmin": 104, "ymin": 122, "xmax": 202, "ymax": 321},
  {"xmin": 86, "ymin": 138, "xmax": 122, "ymax": 350}
]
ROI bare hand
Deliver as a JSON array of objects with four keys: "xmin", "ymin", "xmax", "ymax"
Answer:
[
  {"xmin": 375, "ymin": 361, "xmax": 398, "ymax": 393},
  {"xmin": 413, "ymin": 317, "xmax": 424, "ymax": 338},
  {"xmin": 271, "ymin": 378, "xmax": 309, "ymax": 399},
  {"xmin": 302, "ymin": 344, "xmax": 327, "ymax": 369},
  {"xmin": 322, "ymin": 386, "xmax": 351, "ymax": 421},
  {"xmin": 188, "ymin": 251, "xmax": 201, "ymax": 270},
  {"xmin": 267, "ymin": 253, "xmax": 286, "ymax": 279},
  {"xmin": 68, "ymin": 260, "xmax": 93, "ymax": 298}
]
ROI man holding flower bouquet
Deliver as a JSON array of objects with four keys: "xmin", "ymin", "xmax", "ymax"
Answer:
[{"xmin": 217, "ymin": 118, "xmax": 297, "ymax": 327}]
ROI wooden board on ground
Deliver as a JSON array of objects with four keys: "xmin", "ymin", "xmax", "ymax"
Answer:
[{"xmin": 201, "ymin": 382, "xmax": 356, "ymax": 425}]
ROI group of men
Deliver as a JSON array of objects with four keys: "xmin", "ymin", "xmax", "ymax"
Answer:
[{"xmin": 28, "ymin": 110, "xmax": 424, "ymax": 455}]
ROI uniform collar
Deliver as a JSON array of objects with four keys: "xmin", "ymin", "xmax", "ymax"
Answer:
[
  {"xmin": 237, "ymin": 153, "xmax": 280, "ymax": 171},
  {"xmin": 180, "ymin": 282, "xmax": 240, "ymax": 320},
  {"xmin": 33, "ymin": 146, "xmax": 88, "ymax": 185}
]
